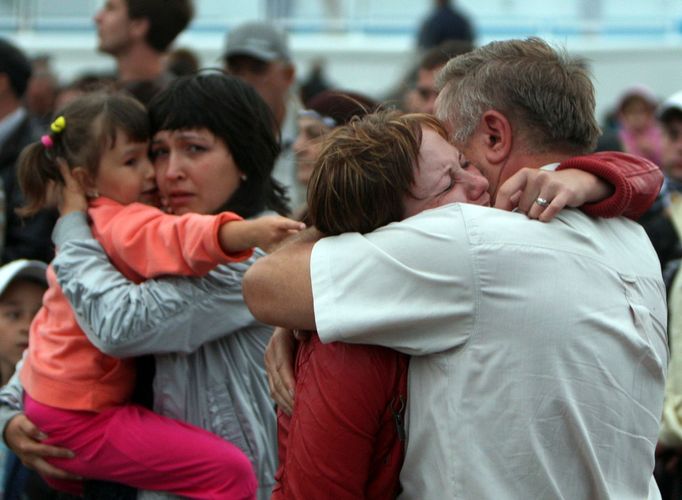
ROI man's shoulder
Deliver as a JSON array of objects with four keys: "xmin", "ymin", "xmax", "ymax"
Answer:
[
  {"xmin": 396, "ymin": 203, "xmax": 522, "ymax": 237},
  {"xmin": 453, "ymin": 205, "xmax": 653, "ymax": 259}
]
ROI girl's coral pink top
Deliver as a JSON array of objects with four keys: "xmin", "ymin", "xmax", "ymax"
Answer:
[{"xmin": 20, "ymin": 197, "xmax": 248, "ymax": 411}]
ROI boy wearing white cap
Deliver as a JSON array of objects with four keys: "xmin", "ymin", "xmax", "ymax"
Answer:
[
  {"xmin": 0, "ymin": 259, "xmax": 46, "ymax": 498},
  {"xmin": 0, "ymin": 259, "xmax": 46, "ymax": 385}
]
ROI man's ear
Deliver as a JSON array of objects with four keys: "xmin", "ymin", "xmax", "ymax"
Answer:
[
  {"xmin": 480, "ymin": 110, "xmax": 513, "ymax": 165},
  {"xmin": 129, "ymin": 17, "xmax": 150, "ymax": 43}
]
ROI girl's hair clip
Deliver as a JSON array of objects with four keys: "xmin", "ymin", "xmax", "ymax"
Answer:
[
  {"xmin": 50, "ymin": 116, "xmax": 66, "ymax": 134},
  {"xmin": 40, "ymin": 135, "xmax": 54, "ymax": 149}
]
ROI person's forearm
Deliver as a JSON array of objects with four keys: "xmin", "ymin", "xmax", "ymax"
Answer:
[
  {"xmin": 53, "ymin": 213, "xmax": 261, "ymax": 357},
  {"xmin": 92, "ymin": 203, "xmax": 249, "ymax": 278},
  {"xmin": 243, "ymin": 228, "xmax": 319, "ymax": 331},
  {"xmin": 557, "ymin": 151, "xmax": 663, "ymax": 219}
]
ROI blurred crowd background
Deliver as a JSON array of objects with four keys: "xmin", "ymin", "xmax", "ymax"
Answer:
[{"xmin": 3, "ymin": 0, "xmax": 682, "ymax": 122}]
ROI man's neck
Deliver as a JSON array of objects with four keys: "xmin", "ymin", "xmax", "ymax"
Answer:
[
  {"xmin": 116, "ymin": 44, "xmax": 164, "ymax": 82},
  {"xmin": 501, "ymin": 150, "xmax": 575, "ymax": 183}
]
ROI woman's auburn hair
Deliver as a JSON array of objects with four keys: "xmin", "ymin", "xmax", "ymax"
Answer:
[{"xmin": 308, "ymin": 110, "xmax": 448, "ymax": 235}]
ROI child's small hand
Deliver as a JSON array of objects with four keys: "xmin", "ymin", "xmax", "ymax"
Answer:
[
  {"xmin": 219, "ymin": 216, "xmax": 306, "ymax": 255},
  {"xmin": 55, "ymin": 159, "xmax": 88, "ymax": 216},
  {"xmin": 248, "ymin": 216, "xmax": 307, "ymax": 253}
]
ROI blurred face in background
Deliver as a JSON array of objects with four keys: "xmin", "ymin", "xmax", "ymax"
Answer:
[
  {"xmin": 293, "ymin": 114, "xmax": 332, "ymax": 187},
  {"xmin": 662, "ymin": 116, "xmax": 682, "ymax": 181},
  {"xmin": 411, "ymin": 66, "xmax": 442, "ymax": 115},
  {"xmin": 619, "ymin": 96, "xmax": 656, "ymax": 134},
  {"xmin": 0, "ymin": 279, "xmax": 45, "ymax": 381},
  {"xmin": 225, "ymin": 56, "xmax": 294, "ymax": 128},
  {"xmin": 94, "ymin": 0, "xmax": 140, "ymax": 56}
]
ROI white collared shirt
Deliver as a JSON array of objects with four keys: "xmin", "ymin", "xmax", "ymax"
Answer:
[
  {"xmin": 0, "ymin": 107, "xmax": 27, "ymax": 150},
  {"xmin": 312, "ymin": 203, "xmax": 666, "ymax": 499}
]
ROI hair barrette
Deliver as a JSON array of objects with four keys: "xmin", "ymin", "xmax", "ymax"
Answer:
[
  {"xmin": 40, "ymin": 135, "xmax": 54, "ymax": 149},
  {"xmin": 50, "ymin": 116, "xmax": 66, "ymax": 134}
]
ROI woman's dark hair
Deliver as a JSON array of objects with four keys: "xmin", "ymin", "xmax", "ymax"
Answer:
[
  {"xmin": 17, "ymin": 91, "xmax": 149, "ymax": 216},
  {"xmin": 148, "ymin": 73, "xmax": 289, "ymax": 218}
]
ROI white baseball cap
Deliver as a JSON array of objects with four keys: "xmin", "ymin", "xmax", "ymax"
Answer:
[
  {"xmin": 659, "ymin": 90, "xmax": 682, "ymax": 122},
  {"xmin": 0, "ymin": 259, "xmax": 47, "ymax": 297}
]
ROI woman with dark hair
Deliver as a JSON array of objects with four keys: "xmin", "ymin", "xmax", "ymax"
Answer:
[
  {"xmin": 292, "ymin": 89, "xmax": 376, "ymax": 219},
  {"xmin": 148, "ymin": 73, "xmax": 289, "ymax": 218},
  {"xmin": 0, "ymin": 73, "xmax": 286, "ymax": 499}
]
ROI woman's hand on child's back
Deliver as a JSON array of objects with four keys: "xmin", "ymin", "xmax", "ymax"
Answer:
[
  {"xmin": 55, "ymin": 159, "xmax": 88, "ymax": 216},
  {"xmin": 220, "ymin": 216, "xmax": 306, "ymax": 254},
  {"xmin": 5, "ymin": 414, "xmax": 81, "ymax": 480}
]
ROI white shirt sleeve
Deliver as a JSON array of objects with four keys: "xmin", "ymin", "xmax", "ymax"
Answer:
[{"xmin": 311, "ymin": 204, "xmax": 477, "ymax": 355}]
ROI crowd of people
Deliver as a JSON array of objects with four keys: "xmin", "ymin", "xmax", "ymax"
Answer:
[{"xmin": 0, "ymin": 0, "xmax": 678, "ymax": 499}]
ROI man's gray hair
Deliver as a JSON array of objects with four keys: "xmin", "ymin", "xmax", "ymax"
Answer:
[{"xmin": 435, "ymin": 37, "xmax": 601, "ymax": 154}]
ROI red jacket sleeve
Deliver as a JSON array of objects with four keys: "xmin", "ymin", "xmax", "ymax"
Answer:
[
  {"xmin": 557, "ymin": 151, "xmax": 663, "ymax": 220},
  {"xmin": 90, "ymin": 200, "xmax": 252, "ymax": 279}
]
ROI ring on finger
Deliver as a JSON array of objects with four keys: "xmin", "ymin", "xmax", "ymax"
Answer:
[{"xmin": 535, "ymin": 197, "xmax": 550, "ymax": 208}]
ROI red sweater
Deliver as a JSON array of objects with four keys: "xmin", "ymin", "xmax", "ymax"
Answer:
[
  {"xmin": 20, "ymin": 198, "xmax": 248, "ymax": 412},
  {"xmin": 274, "ymin": 335, "xmax": 408, "ymax": 500}
]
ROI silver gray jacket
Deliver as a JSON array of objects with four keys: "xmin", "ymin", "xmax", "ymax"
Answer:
[{"xmin": 0, "ymin": 212, "xmax": 276, "ymax": 499}]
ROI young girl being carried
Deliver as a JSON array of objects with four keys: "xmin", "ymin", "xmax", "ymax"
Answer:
[{"xmin": 15, "ymin": 92, "xmax": 303, "ymax": 499}]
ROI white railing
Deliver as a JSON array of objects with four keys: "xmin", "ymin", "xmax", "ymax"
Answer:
[{"xmin": 1, "ymin": 0, "xmax": 681, "ymax": 42}]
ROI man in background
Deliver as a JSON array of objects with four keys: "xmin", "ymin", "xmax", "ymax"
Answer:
[
  {"xmin": 223, "ymin": 21, "xmax": 302, "ymax": 207},
  {"xmin": 94, "ymin": 0, "xmax": 194, "ymax": 104},
  {"xmin": 405, "ymin": 39, "xmax": 472, "ymax": 115},
  {"xmin": 417, "ymin": 0, "xmax": 475, "ymax": 51},
  {"xmin": 0, "ymin": 39, "xmax": 56, "ymax": 264}
]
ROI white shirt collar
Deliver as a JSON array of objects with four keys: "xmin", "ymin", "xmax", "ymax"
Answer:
[{"xmin": 0, "ymin": 107, "xmax": 27, "ymax": 149}]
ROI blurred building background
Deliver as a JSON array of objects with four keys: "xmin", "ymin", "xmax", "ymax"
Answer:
[{"xmin": 2, "ymin": 0, "xmax": 682, "ymax": 120}]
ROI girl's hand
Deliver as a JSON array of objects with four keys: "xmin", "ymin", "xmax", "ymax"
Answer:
[
  {"xmin": 55, "ymin": 159, "xmax": 88, "ymax": 216},
  {"xmin": 220, "ymin": 216, "xmax": 306, "ymax": 254},
  {"xmin": 5, "ymin": 414, "xmax": 81, "ymax": 481},
  {"xmin": 249, "ymin": 216, "xmax": 307, "ymax": 253}
]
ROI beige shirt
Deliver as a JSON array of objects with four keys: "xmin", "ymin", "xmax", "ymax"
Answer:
[{"xmin": 312, "ymin": 203, "xmax": 667, "ymax": 499}]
